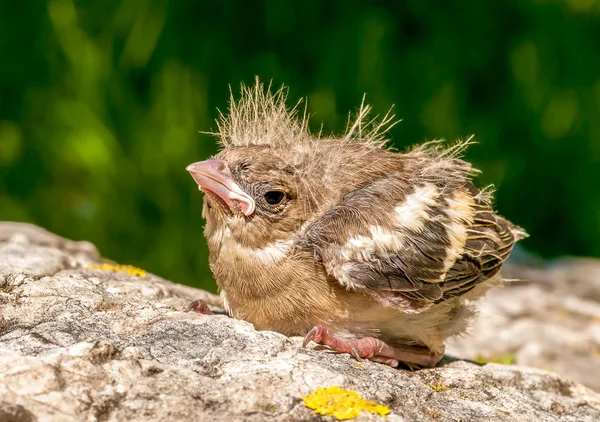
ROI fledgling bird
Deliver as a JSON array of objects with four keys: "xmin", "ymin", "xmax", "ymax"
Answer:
[{"xmin": 186, "ymin": 80, "xmax": 527, "ymax": 368}]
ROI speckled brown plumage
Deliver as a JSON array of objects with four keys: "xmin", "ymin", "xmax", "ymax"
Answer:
[{"xmin": 186, "ymin": 79, "xmax": 527, "ymax": 367}]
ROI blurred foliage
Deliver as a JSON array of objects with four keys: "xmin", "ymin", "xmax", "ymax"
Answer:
[{"xmin": 1, "ymin": 0, "xmax": 599, "ymax": 291}]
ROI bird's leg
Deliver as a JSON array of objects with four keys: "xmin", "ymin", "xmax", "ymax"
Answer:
[
  {"xmin": 303, "ymin": 324, "xmax": 443, "ymax": 368},
  {"xmin": 186, "ymin": 299, "xmax": 214, "ymax": 315}
]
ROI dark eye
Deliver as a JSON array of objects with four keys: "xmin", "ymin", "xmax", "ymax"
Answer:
[{"xmin": 264, "ymin": 191, "xmax": 285, "ymax": 205}]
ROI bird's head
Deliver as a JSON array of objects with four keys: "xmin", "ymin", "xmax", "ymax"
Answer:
[
  {"xmin": 187, "ymin": 144, "xmax": 323, "ymax": 248},
  {"xmin": 187, "ymin": 78, "xmax": 398, "ymax": 249}
]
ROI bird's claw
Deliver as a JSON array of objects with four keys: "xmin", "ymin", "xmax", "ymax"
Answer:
[
  {"xmin": 302, "ymin": 325, "xmax": 322, "ymax": 348},
  {"xmin": 350, "ymin": 347, "xmax": 363, "ymax": 362}
]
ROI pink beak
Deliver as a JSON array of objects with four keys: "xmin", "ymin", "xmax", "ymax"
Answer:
[{"xmin": 186, "ymin": 159, "xmax": 255, "ymax": 216}]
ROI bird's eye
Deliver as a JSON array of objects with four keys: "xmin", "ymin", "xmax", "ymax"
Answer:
[{"xmin": 264, "ymin": 191, "xmax": 285, "ymax": 205}]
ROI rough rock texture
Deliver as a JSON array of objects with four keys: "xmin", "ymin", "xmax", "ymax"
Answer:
[
  {"xmin": 447, "ymin": 257, "xmax": 600, "ymax": 392},
  {"xmin": 1, "ymin": 222, "xmax": 599, "ymax": 422}
]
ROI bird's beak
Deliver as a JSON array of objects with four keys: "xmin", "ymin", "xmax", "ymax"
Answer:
[{"xmin": 186, "ymin": 159, "xmax": 255, "ymax": 216}]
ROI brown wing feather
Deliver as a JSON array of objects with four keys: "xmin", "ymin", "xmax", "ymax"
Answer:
[
  {"xmin": 435, "ymin": 212, "xmax": 523, "ymax": 302},
  {"xmin": 302, "ymin": 155, "xmax": 526, "ymax": 313}
]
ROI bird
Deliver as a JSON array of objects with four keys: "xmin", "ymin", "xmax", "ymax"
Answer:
[{"xmin": 185, "ymin": 79, "xmax": 527, "ymax": 368}]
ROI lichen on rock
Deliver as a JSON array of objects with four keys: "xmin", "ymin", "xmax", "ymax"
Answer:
[{"xmin": 303, "ymin": 386, "xmax": 390, "ymax": 420}]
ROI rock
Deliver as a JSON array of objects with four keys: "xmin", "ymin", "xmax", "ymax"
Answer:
[
  {"xmin": 447, "ymin": 258, "xmax": 600, "ymax": 392},
  {"xmin": 0, "ymin": 221, "xmax": 599, "ymax": 422}
]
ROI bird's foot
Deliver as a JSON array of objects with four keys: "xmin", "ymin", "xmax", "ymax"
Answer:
[
  {"xmin": 302, "ymin": 324, "xmax": 443, "ymax": 368},
  {"xmin": 186, "ymin": 299, "xmax": 214, "ymax": 315}
]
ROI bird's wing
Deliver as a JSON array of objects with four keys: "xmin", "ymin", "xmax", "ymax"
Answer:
[{"xmin": 302, "ymin": 155, "xmax": 525, "ymax": 313}]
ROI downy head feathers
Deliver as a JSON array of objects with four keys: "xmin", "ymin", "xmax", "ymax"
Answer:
[{"xmin": 214, "ymin": 77, "xmax": 397, "ymax": 150}]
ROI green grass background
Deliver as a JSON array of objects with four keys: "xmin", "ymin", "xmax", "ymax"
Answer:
[{"xmin": 1, "ymin": 0, "xmax": 599, "ymax": 290}]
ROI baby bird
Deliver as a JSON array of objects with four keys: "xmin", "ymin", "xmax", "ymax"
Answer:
[{"xmin": 186, "ymin": 80, "xmax": 527, "ymax": 368}]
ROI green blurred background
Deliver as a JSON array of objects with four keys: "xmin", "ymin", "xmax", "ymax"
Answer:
[{"xmin": 1, "ymin": 0, "xmax": 599, "ymax": 291}]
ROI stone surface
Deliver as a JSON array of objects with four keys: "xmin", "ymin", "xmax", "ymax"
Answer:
[
  {"xmin": 1, "ymin": 221, "xmax": 599, "ymax": 422},
  {"xmin": 447, "ymin": 257, "xmax": 600, "ymax": 392}
]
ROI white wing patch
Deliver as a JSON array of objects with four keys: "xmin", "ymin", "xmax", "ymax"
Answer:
[
  {"xmin": 333, "ymin": 262, "xmax": 360, "ymax": 290},
  {"xmin": 342, "ymin": 226, "xmax": 405, "ymax": 261},
  {"xmin": 333, "ymin": 225, "xmax": 405, "ymax": 289},
  {"xmin": 329, "ymin": 185, "xmax": 476, "ymax": 289},
  {"xmin": 442, "ymin": 190, "xmax": 475, "ymax": 272},
  {"xmin": 394, "ymin": 184, "xmax": 439, "ymax": 231},
  {"xmin": 332, "ymin": 185, "xmax": 440, "ymax": 289}
]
